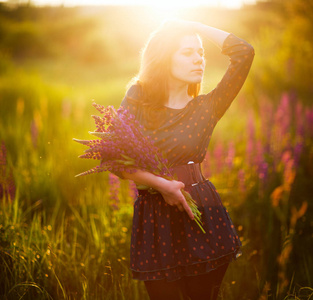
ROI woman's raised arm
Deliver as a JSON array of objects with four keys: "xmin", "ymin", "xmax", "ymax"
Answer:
[{"xmin": 162, "ymin": 20, "xmax": 230, "ymax": 49}]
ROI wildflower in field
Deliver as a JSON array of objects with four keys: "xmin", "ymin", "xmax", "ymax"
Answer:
[
  {"xmin": 213, "ymin": 140, "xmax": 224, "ymax": 174},
  {"xmin": 237, "ymin": 169, "xmax": 246, "ymax": 193},
  {"xmin": 246, "ymin": 111, "xmax": 255, "ymax": 165},
  {"xmin": 73, "ymin": 103, "xmax": 205, "ymax": 232},
  {"xmin": 128, "ymin": 180, "xmax": 138, "ymax": 199},
  {"xmin": 225, "ymin": 141, "xmax": 235, "ymax": 169}
]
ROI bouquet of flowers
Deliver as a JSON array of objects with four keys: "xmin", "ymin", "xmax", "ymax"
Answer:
[{"xmin": 73, "ymin": 102, "xmax": 205, "ymax": 233}]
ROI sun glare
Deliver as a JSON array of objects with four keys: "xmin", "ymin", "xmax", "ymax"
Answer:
[
  {"xmin": 25, "ymin": 0, "xmax": 250, "ymax": 10},
  {"xmin": 19, "ymin": 0, "xmax": 252, "ymax": 26}
]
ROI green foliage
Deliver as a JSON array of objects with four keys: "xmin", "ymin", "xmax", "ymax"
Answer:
[
  {"xmin": 0, "ymin": 2, "xmax": 312, "ymax": 300},
  {"xmin": 245, "ymin": 0, "xmax": 313, "ymax": 105},
  {"xmin": 0, "ymin": 197, "xmax": 146, "ymax": 299}
]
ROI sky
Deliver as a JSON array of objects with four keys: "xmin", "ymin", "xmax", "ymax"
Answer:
[{"xmin": 3, "ymin": 0, "xmax": 256, "ymax": 9}]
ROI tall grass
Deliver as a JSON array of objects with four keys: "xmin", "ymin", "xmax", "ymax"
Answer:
[
  {"xmin": 1, "ymin": 66, "xmax": 312, "ymax": 299},
  {"xmin": 1, "ymin": 4, "xmax": 313, "ymax": 299}
]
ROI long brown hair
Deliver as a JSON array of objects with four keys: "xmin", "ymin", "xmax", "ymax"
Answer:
[{"xmin": 127, "ymin": 21, "xmax": 202, "ymax": 128}]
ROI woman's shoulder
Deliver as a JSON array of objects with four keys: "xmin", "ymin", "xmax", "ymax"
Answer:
[
  {"xmin": 125, "ymin": 83, "xmax": 143, "ymax": 102},
  {"xmin": 121, "ymin": 83, "xmax": 143, "ymax": 115},
  {"xmin": 194, "ymin": 89, "xmax": 214, "ymax": 104}
]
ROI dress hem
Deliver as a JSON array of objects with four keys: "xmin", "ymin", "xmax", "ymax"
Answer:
[{"xmin": 131, "ymin": 247, "xmax": 241, "ymax": 282}]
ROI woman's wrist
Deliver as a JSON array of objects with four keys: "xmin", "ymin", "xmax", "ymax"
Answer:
[
  {"xmin": 151, "ymin": 176, "xmax": 172, "ymax": 194},
  {"xmin": 191, "ymin": 22, "xmax": 230, "ymax": 48}
]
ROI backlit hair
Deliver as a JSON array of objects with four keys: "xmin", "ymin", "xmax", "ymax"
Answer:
[{"xmin": 127, "ymin": 21, "xmax": 202, "ymax": 128}]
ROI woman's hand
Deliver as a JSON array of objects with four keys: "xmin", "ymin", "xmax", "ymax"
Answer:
[
  {"xmin": 160, "ymin": 19, "xmax": 230, "ymax": 49},
  {"xmin": 121, "ymin": 169, "xmax": 194, "ymax": 220},
  {"xmin": 158, "ymin": 180, "xmax": 194, "ymax": 220}
]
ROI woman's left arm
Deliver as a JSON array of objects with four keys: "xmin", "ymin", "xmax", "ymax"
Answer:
[
  {"xmin": 190, "ymin": 21, "xmax": 231, "ymax": 49},
  {"xmin": 189, "ymin": 21, "xmax": 255, "ymax": 120}
]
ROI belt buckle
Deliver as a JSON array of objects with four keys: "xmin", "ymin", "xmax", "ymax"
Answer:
[{"xmin": 188, "ymin": 161, "xmax": 198, "ymax": 185}]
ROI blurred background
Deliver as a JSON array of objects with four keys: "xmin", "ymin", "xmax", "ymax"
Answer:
[{"xmin": 0, "ymin": 0, "xmax": 312, "ymax": 299}]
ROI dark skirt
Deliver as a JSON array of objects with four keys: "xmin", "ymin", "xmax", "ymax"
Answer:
[{"xmin": 130, "ymin": 180, "xmax": 241, "ymax": 282}]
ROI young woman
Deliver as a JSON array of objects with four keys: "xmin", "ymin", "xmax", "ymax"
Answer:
[{"xmin": 119, "ymin": 20, "xmax": 254, "ymax": 300}]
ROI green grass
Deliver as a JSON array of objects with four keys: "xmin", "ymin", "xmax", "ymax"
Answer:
[{"xmin": 1, "ymin": 9, "xmax": 313, "ymax": 298}]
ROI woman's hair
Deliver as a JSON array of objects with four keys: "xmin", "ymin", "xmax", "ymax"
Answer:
[{"xmin": 127, "ymin": 21, "xmax": 202, "ymax": 128}]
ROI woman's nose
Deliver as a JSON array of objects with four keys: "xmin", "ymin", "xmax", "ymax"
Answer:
[
  {"xmin": 193, "ymin": 55, "xmax": 204, "ymax": 65},
  {"xmin": 193, "ymin": 59, "xmax": 202, "ymax": 64}
]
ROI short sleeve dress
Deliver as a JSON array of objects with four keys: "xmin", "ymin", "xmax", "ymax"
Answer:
[{"xmin": 121, "ymin": 34, "xmax": 254, "ymax": 282}]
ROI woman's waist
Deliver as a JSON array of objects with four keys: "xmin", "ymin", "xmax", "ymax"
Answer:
[
  {"xmin": 170, "ymin": 161, "xmax": 206, "ymax": 187},
  {"xmin": 137, "ymin": 162, "xmax": 206, "ymax": 196}
]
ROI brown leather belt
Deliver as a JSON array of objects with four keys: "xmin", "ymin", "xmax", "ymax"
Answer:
[
  {"xmin": 171, "ymin": 162, "xmax": 205, "ymax": 186},
  {"xmin": 137, "ymin": 162, "xmax": 206, "ymax": 195}
]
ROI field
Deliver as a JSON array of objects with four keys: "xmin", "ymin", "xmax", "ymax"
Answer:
[{"xmin": 0, "ymin": 1, "xmax": 313, "ymax": 299}]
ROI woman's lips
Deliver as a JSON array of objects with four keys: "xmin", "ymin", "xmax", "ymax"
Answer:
[{"xmin": 191, "ymin": 69, "xmax": 203, "ymax": 74}]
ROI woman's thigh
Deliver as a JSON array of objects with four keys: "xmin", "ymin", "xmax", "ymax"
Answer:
[{"xmin": 144, "ymin": 278, "xmax": 188, "ymax": 300}]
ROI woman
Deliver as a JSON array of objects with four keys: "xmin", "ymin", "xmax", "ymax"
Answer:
[{"xmin": 119, "ymin": 20, "xmax": 254, "ymax": 300}]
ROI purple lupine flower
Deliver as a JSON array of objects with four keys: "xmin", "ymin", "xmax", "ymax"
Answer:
[
  {"xmin": 128, "ymin": 180, "xmax": 138, "ymax": 199},
  {"xmin": 293, "ymin": 142, "xmax": 303, "ymax": 167},
  {"xmin": 278, "ymin": 93, "xmax": 291, "ymax": 138},
  {"xmin": 213, "ymin": 141, "xmax": 224, "ymax": 174},
  {"xmin": 74, "ymin": 104, "xmax": 169, "ymax": 177},
  {"xmin": 259, "ymin": 98, "xmax": 273, "ymax": 156},
  {"xmin": 246, "ymin": 111, "xmax": 255, "ymax": 166},
  {"xmin": 73, "ymin": 103, "xmax": 205, "ymax": 233},
  {"xmin": 271, "ymin": 93, "xmax": 291, "ymax": 161},
  {"xmin": 258, "ymin": 162, "xmax": 268, "ymax": 183},
  {"xmin": 237, "ymin": 169, "xmax": 246, "ymax": 193},
  {"xmin": 225, "ymin": 141, "xmax": 235, "ymax": 169},
  {"xmin": 255, "ymin": 140, "xmax": 264, "ymax": 170}
]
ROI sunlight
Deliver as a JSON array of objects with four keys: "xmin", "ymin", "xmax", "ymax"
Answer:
[
  {"xmin": 20, "ymin": 0, "xmax": 250, "ymax": 10},
  {"xmin": 24, "ymin": 0, "xmax": 252, "ymax": 26},
  {"xmin": 147, "ymin": 1, "xmax": 193, "ymax": 21}
]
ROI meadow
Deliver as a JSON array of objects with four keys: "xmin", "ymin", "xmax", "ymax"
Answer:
[{"xmin": 0, "ymin": 2, "xmax": 313, "ymax": 299}]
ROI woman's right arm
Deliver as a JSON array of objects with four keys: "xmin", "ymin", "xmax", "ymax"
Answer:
[
  {"xmin": 119, "ymin": 85, "xmax": 194, "ymax": 219},
  {"xmin": 121, "ymin": 170, "xmax": 194, "ymax": 220}
]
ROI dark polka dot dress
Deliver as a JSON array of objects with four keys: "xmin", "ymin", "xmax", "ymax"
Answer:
[{"xmin": 121, "ymin": 34, "xmax": 254, "ymax": 282}]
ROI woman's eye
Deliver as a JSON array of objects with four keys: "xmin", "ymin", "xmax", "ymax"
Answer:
[{"xmin": 182, "ymin": 52, "xmax": 192, "ymax": 57}]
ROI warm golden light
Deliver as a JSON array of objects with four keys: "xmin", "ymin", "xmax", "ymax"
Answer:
[
  {"xmin": 23, "ymin": 0, "xmax": 254, "ymax": 24},
  {"xmin": 21, "ymin": 0, "xmax": 252, "ymax": 9}
]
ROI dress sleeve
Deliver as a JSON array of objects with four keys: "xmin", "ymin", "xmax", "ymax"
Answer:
[
  {"xmin": 208, "ymin": 33, "xmax": 254, "ymax": 120},
  {"xmin": 120, "ymin": 84, "xmax": 142, "ymax": 118}
]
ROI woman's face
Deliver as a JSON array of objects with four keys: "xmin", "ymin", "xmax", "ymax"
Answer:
[{"xmin": 170, "ymin": 35, "xmax": 205, "ymax": 85}]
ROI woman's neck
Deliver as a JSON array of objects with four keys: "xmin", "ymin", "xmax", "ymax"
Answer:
[{"xmin": 165, "ymin": 81, "xmax": 192, "ymax": 109}]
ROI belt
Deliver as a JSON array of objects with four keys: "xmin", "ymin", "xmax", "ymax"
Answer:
[
  {"xmin": 171, "ymin": 162, "xmax": 205, "ymax": 186},
  {"xmin": 137, "ymin": 162, "xmax": 206, "ymax": 195}
]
